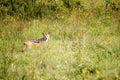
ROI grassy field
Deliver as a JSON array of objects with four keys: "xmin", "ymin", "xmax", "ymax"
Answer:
[
  {"xmin": 0, "ymin": 0, "xmax": 120, "ymax": 79},
  {"xmin": 0, "ymin": 13, "xmax": 120, "ymax": 80}
]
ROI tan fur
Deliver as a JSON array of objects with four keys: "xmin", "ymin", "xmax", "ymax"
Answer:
[{"xmin": 23, "ymin": 32, "xmax": 50, "ymax": 51}]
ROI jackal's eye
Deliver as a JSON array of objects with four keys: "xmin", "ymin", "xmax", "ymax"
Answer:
[{"xmin": 46, "ymin": 35, "xmax": 49, "ymax": 38}]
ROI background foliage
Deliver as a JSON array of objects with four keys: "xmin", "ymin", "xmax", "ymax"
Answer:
[{"xmin": 0, "ymin": 0, "xmax": 120, "ymax": 19}]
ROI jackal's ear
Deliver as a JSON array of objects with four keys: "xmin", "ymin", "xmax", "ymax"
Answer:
[
  {"xmin": 42, "ymin": 33, "xmax": 45, "ymax": 35},
  {"xmin": 48, "ymin": 32, "xmax": 50, "ymax": 34}
]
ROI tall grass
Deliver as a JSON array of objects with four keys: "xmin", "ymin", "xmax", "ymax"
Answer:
[{"xmin": 0, "ymin": 13, "xmax": 120, "ymax": 80}]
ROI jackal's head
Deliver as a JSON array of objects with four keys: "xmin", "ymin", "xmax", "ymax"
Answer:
[{"xmin": 42, "ymin": 32, "xmax": 50, "ymax": 41}]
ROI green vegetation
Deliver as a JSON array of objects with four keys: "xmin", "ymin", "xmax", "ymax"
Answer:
[{"xmin": 0, "ymin": 0, "xmax": 120, "ymax": 80}]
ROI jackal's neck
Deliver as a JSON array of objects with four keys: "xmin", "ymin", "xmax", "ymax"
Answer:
[{"xmin": 42, "ymin": 37, "xmax": 48, "ymax": 42}]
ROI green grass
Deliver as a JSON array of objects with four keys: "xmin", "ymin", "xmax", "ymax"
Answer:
[{"xmin": 0, "ymin": 13, "xmax": 120, "ymax": 80}]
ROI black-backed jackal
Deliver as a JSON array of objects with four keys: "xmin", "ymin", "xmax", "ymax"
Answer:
[{"xmin": 23, "ymin": 32, "xmax": 50, "ymax": 51}]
